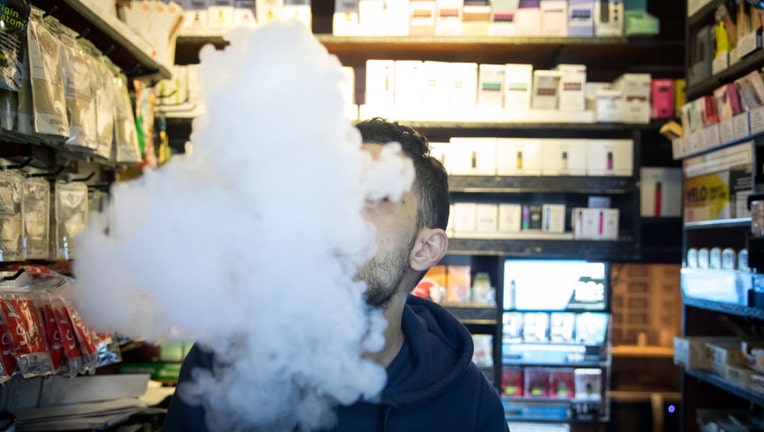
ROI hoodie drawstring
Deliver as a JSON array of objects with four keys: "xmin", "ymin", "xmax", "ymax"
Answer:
[{"xmin": 382, "ymin": 405, "xmax": 392, "ymax": 432}]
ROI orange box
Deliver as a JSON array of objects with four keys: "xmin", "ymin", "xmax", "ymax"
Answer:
[
  {"xmin": 414, "ymin": 265, "xmax": 447, "ymax": 303},
  {"xmin": 447, "ymin": 265, "xmax": 472, "ymax": 303}
]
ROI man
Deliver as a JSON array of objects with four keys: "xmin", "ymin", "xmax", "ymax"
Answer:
[{"xmin": 163, "ymin": 118, "xmax": 509, "ymax": 431}]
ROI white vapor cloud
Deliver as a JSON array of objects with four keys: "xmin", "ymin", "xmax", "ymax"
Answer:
[{"xmin": 72, "ymin": 20, "xmax": 414, "ymax": 431}]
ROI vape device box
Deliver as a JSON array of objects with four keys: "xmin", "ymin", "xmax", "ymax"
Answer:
[
  {"xmin": 498, "ymin": 203, "xmax": 522, "ymax": 232},
  {"xmin": 572, "ymin": 207, "xmax": 598, "ymax": 239},
  {"xmin": 435, "ymin": 0, "xmax": 463, "ymax": 35},
  {"xmin": 453, "ymin": 202, "xmax": 477, "ymax": 233},
  {"xmin": 568, "ymin": 0, "xmax": 594, "ymax": 36},
  {"xmin": 409, "ymin": 0, "xmax": 436, "ymax": 35},
  {"xmin": 541, "ymin": 139, "xmax": 587, "ymax": 176},
  {"xmin": 556, "ymin": 64, "xmax": 587, "ymax": 111},
  {"xmin": 574, "ymin": 368, "xmax": 602, "ymax": 400},
  {"xmin": 599, "ymin": 208, "xmax": 619, "ymax": 239},
  {"xmin": 462, "ymin": 0, "xmax": 491, "ymax": 35},
  {"xmin": 478, "ymin": 64, "xmax": 506, "ymax": 109},
  {"xmin": 594, "ymin": 0, "xmax": 623, "ymax": 36},
  {"xmin": 524, "ymin": 367, "xmax": 550, "ymax": 397},
  {"xmin": 640, "ymin": 167, "xmax": 681, "ymax": 217},
  {"xmin": 586, "ymin": 139, "xmax": 633, "ymax": 176},
  {"xmin": 502, "ymin": 367, "xmax": 524, "ymax": 397},
  {"xmin": 449, "ymin": 137, "xmax": 497, "ymax": 175},
  {"xmin": 365, "ymin": 59, "xmax": 395, "ymax": 106},
  {"xmin": 542, "ymin": 204, "xmax": 566, "ymax": 233},
  {"xmin": 496, "ymin": 138, "xmax": 542, "ymax": 175},
  {"xmin": 421, "ymin": 61, "xmax": 451, "ymax": 110},
  {"xmin": 522, "ymin": 204, "xmax": 543, "ymax": 230},
  {"xmin": 548, "ymin": 368, "xmax": 576, "ymax": 398},
  {"xmin": 714, "ymin": 83, "xmax": 743, "ymax": 122},
  {"xmin": 531, "ymin": 70, "xmax": 562, "ymax": 110},
  {"xmin": 449, "ymin": 62, "xmax": 479, "ymax": 111},
  {"xmin": 504, "ymin": 64, "xmax": 534, "ymax": 111},
  {"xmin": 476, "ymin": 203, "xmax": 499, "ymax": 233},
  {"xmin": 540, "ymin": 0, "xmax": 568, "ymax": 36},
  {"xmin": 651, "ymin": 78, "xmax": 674, "ymax": 119},
  {"xmin": 515, "ymin": 2, "xmax": 541, "ymax": 36}
]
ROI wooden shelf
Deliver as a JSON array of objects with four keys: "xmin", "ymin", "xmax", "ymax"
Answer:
[{"xmin": 611, "ymin": 345, "xmax": 674, "ymax": 358}]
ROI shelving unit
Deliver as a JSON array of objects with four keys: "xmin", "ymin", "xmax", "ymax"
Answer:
[{"xmin": 679, "ymin": 1, "xmax": 764, "ymax": 428}]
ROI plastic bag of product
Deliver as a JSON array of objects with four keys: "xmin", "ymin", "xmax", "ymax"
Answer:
[
  {"xmin": 60, "ymin": 28, "xmax": 98, "ymax": 153},
  {"xmin": 133, "ymin": 79, "xmax": 157, "ymax": 168},
  {"xmin": 0, "ymin": 89, "xmax": 17, "ymax": 131},
  {"xmin": 92, "ymin": 331, "xmax": 122, "ymax": 368},
  {"xmin": 92, "ymin": 57, "xmax": 116, "ymax": 161},
  {"xmin": 113, "ymin": 73, "xmax": 141, "ymax": 164},
  {"xmin": 0, "ymin": 0, "xmax": 31, "ymax": 92},
  {"xmin": 23, "ymin": 176, "xmax": 49, "ymax": 260},
  {"xmin": 39, "ymin": 293, "xmax": 63, "ymax": 374},
  {"xmin": 54, "ymin": 181, "xmax": 88, "ymax": 260},
  {"xmin": 26, "ymin": 8, "xmax": 68, "ymax": 138},
  {"xmin": 0, "ymin": 278, "xmax": 53, "ymax": 378},
  {"xmin": 57, "ymin": 297, "xmax": 97, "ymax": 373},
  {"xmin": 0, "ymin": 314, "xmax": 16, "ymax": 382},
  {"xmin": 15, "ymin": 40, "xmax": 34, "ymax": 137},
  {"xmin": 0, "ymin": 171, "xmax": 25, "ymax": 262}
]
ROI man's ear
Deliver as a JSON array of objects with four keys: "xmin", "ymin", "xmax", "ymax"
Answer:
[{"xmin": 410, "ymin": 228, "xmax": 448, "ymax": 272}]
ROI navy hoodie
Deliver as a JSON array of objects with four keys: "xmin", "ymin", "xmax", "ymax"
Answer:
[{"xmin": 163, "ymin": 295, "xmax": 509, "ymax": 431}]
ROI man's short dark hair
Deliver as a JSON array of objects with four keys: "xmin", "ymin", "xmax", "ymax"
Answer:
[{"xmin": 356, "ymin": 118, "xmax": 449, "ymax": 231}]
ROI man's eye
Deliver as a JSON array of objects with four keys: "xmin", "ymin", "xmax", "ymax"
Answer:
[{"xmin": 366, "ymin": 196, "xmax": 391, "ymax": 205}]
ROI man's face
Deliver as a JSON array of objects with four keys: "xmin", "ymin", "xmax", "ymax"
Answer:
[{"xmin": 356, "ymin": 144, "xmax": 419, "ymax": 309}]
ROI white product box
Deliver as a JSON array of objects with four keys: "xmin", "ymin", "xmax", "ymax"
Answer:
[
  {"xmin": 421, "ymin": 61, "xmax": 451, "ymax": 112},
  {"xmin": 284, "ymin": 1, "xmax": 312, "ymax": 28},
  {"xmin": 595, "ymin": 89, "xmax": 621, "ymax": 122},
  {"xmin": 620, "ymin": 98, "xmax": 651, "ymax": 124},
  {"xmin": 233, "ymin": 2, "xmax": 258, "ymax": 28},
  {"xmin": 359, "ymin": 0, "xmax": 410, "ymax": 35},
  {"xmin": 587, "ymin": 139, "xmax": 633, "ymax": 176},
  {"xmin": 449, "ymin": 137, "xmax": 497, "ymax": 175},
  {"xmin": 478, "ymin": 64, "xmax": 506, "ymax": 109},
  {"xmin": 568, "ymin": 0, "xmax": 594, "ymax": 37},
  {"xmin": 476, "ymin": 204, "xmax": 499, "ymax": 233},
  {"xmin": 541, "ymin": 139, "xmax": 587, "ymax": 176},
  {"xmin": 614, "ymin": 73, "xmax": 652, "ymax": 98},
  {"xmin": 365, "ymin": 60, "xmax": 396, "ymax": 107},
  {"xmin": 488, "ymin": 5, "xmax": 517, "ymax": 35},
  {"xmin": 462, "ymin": 2, "xmax": 491, "ymax": 35},
  {"xmin": 594, "ymin": 0, "xmax": 623, "ymax": 36},
  {"xmin": 504, "ymin": 64, "xmax": 534, "ymax": 112},
  {"xmin": 515, "ymin": 6, "xmax": 541, "ymax": 36},
  {"xmin": 429, "ymin": 142, "xmax": 449, "ymax": 167},
  {"xmin": 532, "ymin": 70, "xmax": 562, "ymax": 110},
  {"xmin": 394, "ymin": 60, "xmax": 424, "ymax": 108},
  {"xmin": 256, "ymin": 0, "xmax": 284, "ymax": 24},
  {"xmin": 435, "ymin": 0, "xmax": 463, "ymax": 35},
  {"xmin": 572, "ymin": 208, "xmax": 596, "ymax": 239},
  {"xmin": 499, "ymin": 203, "xmax": 522, "ymax": 232},
  {"xmin": 449, "ymin": 62, "xmax": 479, "ymax": 112},
  {"xmin": 599, "ymin": 208, "xmax": 619, "ymax": 239},
  {"xmin": 207, "ymin": 5, "xmax": 235, "ymax": 31},
  {"xmin": 410, "ymin": 0, "xmax": 437, "ymax": 35},
  {"xmin": 333, "ymin": 0, "xmax": 360, "ymax": 35},
  {"xmin": 453, "ymin": 202, "xmax": 478, "ymax": 233},
  {"xmin": 540, "ymin": 0, "xmax": 568, "ymax": 36},
  {"xmin": 496, "ymin": 138, "xmax": 542, "ymax": 175},
  {"xmin": 542, "ymin": 204, "xmax": 566, "ymax": 232},
  {"xmin": 640, "ymin": 167, "xmax": 682, "ymax": 217},
  {"xmin": 557, "ymin": 64, "xmax": 587, "ymax": 111}
]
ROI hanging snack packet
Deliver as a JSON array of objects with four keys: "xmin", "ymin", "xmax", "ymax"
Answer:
[
  {"xmin": 0, "ymin": 0, "xmax": 30, "ymax": 92},
  {"xmin": 27, "ymin": 8, "xmax": 68, "ymax": 138},
  {"xmin": 23, "ymin": 177, "xmax": 49, "ymax": 260},
  {"xmin": 58, "ymin": 297, "xmax": 97, "ymax": 373},
  {"xmin": 60, "ymin": 33, "xmax": 98, "ymax": 154},
  {"xmin": 114, "ymin": 73, "xmax": 141, "ymax": 164},
  {"xmin": 92, "ymin": 331, "xmax": 122, "ymax": 368},
  {"xmin": 92, "ymin": 57, "xmax": 116, "ymax": 161},
  {"xmin": 0, "ymin": 279, "xmax": 53, "ymax": 378},
  {"xmin": 0, "ymin": 89, "xmax": 17, "ymax": 131},
  {"xmin": 0, "ymin": 171, "xmax": 24, "ymax": 261},
  {"xmin": 0, "ymin": 316, "xmax": 15, "ymax": 381},
  {"xmin": 54, "ymin": 181, "xmax": 88, "ymax": 260},
  {"xmin": 15, "ymin": 38, "xmax": 33, "ymax": 137},
  {"xmin": 39, "ymin": 293, "xmax": 63, "ymax": 373}
]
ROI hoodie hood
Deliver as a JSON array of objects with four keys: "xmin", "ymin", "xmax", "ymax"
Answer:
[{"xmin": 380, "ymin": 295, "xmax": 475, "ymax": 407}]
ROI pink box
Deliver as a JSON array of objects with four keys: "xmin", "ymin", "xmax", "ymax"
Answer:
[
  {"xmin": 714, "ymin": 83, "xmax": 744, "ymax": 121},
  {"xmin": 700, "ymin": 95, "xmax": 719, "ymax": 126},
  {"xmin": 650, "ymin": 79, "xmax": 674, "ymax": 119}
]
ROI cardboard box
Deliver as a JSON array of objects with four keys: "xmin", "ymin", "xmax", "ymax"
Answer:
[
  {"xmin": 572, "ymin": 208, "xmax": 596, "ymax": 239},
  {"xmin": 705, "ymin": 339, "xmax": 743, "ymax": 376},
  {"xmin": 557, "ymin": 64, "xmax": 587, "ymax": 112},
  {"xmin": 502, "ymin": 367, "xmax": 524, "ymax": 396},
  {"xmin": 394, "ymin": 60, "xmax": 424, "ymax": 108},
  {"xmin": 640, "ymin": 167, "xmax": 682, "ymax": 217},
  {"xmin": 504, "ymin": 64, "xmax": 534, "ymax": 112},
  {"xmin": 515, "ymin": 4, "xmax": 541, "ymax": 36},
  {"xmin": 714, "ymin": 83, "xmax": 744, "ymax": 122},
  {"xmin": 651, "ymin": 79, "xmax": 674, "ymax": 119},
  {"xmin": 333, "ymin": 0, "xmax": 360, "ymax": 35},
  {"xmin": 540, "ymin": 0, "xmax": 568, "ymax": 36},
  {"xmin": 421, "ymin": 61, "xmax": 451, "ymax": 110},
  {"xmin": 256, "ymin": 0, "xmax": 284, "ymax": 25},
  {"xmin": 568, "ymin": 0, "xmax": 594, "ymax": 36},
  {"xmin": 475, "ymin": 203, "xmax": 498, "ymax": 233},
  {"xmin": 541, "ymin": 139, "xmax": 587, "ymax": 176},
  {"xmin": 446, "ymin": 265, "xmax": 472, "ymax": 303},
  {"xmin": 673, "ymin": 336, "xmax": 737, "ymax": 370},
  {"xmin": 522, "ymin": 204, "xmax": 542, "ymax": 230},
  {"xmin": 435, "ymin": 0, "xmax": 463, "ymax": 35},
  {"xmin": 359, "ymin": 0, "xmax": 409, "ymax": 35},
  {"xmin": 599, "ymin": 208, "xmax": 619, "ymax": 240},
  {"xmin": 449, "ymin": 62, "xmax": 479, "ymax": 112},
  {"xmin": 548, "ymin": 368, "xmax": 576, "ymax": 398},
  {"xmin": 574, "ymin": 368, "xmax": 602, "ymax": 400},
  {"xmin": 498, "ymin": 203, "xmax": 522, "ymax": 232},
  {"xmin": 594, "ymin": 0, "xmax": 623, "ymax": 36},
  {"xmin": 587, "ymin": 139, "xmax": 633, "ymax": 176},
  {"xmin": 496, "ymin": 138, "xmax": 542, "ymax": 175},
  {"xmin": 478, "ymin": 64, "xmax": 506, "ymax": 109},
  {"xmin": 365, "ymin": 60, "xmax": 396, "ymax": 106},
  {"xmin": 449, "ymin": 137, "xmax": 497, "ymax": 175},
  {"xmin": 525, "ymin": 367, "xmax": 550, "ymax": 397},
  {"xmin": 531, "ymin": 70, "xmax": 562, "ymax": 110},
  {"xmin": 452, "ymin": 202, "xmax": 477, "ymax": 233},
  {"xmin": 542, "ymin": 204, "xmax": 566, "ymax": 233},
  {"xmin": 461, "ymin": 2, "xmax": 491, "ymax": 35}
]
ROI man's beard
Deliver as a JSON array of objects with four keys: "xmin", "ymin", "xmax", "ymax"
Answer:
[{"xmin": 356, "ymin": 236, "xmax": 416, "ymax": 309}]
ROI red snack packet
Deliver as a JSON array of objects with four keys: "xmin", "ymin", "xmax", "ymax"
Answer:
[
  {"xmin": 0, "ymin": 291, "xmax": 53, "ymax": 378},
  {"xmin": 41, "ymin": 303, "xmax": 64, "ymax": 374},
  {"xmin": 0, "ymin": 319, "xmax": 15, "ymax": 382}
]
